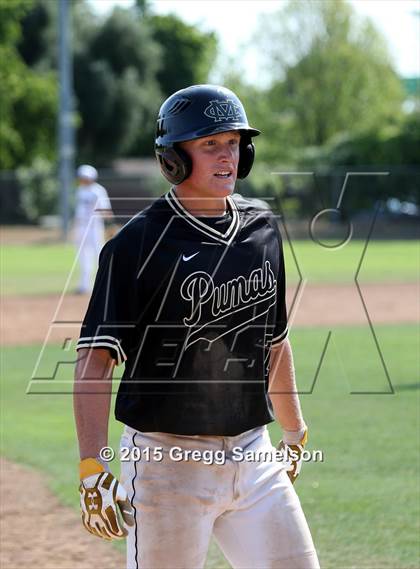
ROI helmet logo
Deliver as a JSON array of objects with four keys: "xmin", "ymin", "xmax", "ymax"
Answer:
[{"xmin": 204, "ymin": 99, "xmax": 242, "ymax": 123}]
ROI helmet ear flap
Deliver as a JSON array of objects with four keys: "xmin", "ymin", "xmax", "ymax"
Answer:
[
  {"xmin": 157, "ymin": 136, "xmax": 255, "ymax": 184},
  {"xmin": 238, "ymin": 137, "xmax": 255, "ymax": 179},
  {"xmin": 156, "ymin": 146, "xmax": 192, "ymax": 185}
]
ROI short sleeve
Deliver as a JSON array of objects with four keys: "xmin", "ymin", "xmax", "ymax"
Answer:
[
  {"xmin": 95, "ymin": 184, "xmax": 112, "ymax": 212},
  {"xmin": 271, "ymin": 227, "xmax": 289, "ymax": 347},
  {"xmin": 76, "ymin": 238, "xmax": 138, "ymax": 365}
]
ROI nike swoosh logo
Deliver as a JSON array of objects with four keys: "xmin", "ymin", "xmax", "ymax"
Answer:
[{"xmin": 182, "ymin": 252, "xmax": 199, "ymax": 261}]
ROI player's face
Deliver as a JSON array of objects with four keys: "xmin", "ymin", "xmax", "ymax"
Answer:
[
  {"xmin": 78, "ymin": 177, "xmax": 93, "ymax": 186},
  {"xmin": 179, "ymin": 131, "xmax": 241, "ymax": 197}
]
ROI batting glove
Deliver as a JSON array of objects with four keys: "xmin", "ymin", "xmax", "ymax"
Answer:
[
  {"xmin": 277, "ymin": 426, "xmax": 308, "ymax": 484},
  {"xmin": 79, "ymin": 458, "xmax": 135, "ymax": 540}
]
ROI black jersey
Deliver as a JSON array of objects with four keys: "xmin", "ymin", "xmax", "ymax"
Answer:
[{"xmin": 76, "ymin": 189, "xmax": 288, "ymax": 436}]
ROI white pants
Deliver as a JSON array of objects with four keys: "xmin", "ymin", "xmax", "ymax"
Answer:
[
  {"xmin": 74, "ymin": 220, "xmax": 104, "ymax": 292},
  {"xmin": 120, "ymin": 425, "xmax": 320, "ymax": 569}
]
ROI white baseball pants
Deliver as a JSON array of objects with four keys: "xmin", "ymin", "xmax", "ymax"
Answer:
[
  {"xmin": 74, "ymin": 220, "xmax": 104, "ymax": 292},
  {"xmin": 120, "ymin": 425, "xmax": 320, "ymax": 569}
]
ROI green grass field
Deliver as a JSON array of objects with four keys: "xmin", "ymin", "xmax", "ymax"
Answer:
[
  {"xmin": 1, "ymin": 243, "xmax": 79, "ymax": 295},
  {"xmin": 1, "ymin": 240, "xmax": 418, "ymax": 295},
  {"xmin": 1, "ymin": 324, "xmax": 419, "ymax": 568}
]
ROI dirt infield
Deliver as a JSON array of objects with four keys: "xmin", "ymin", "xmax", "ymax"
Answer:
[
  {"xmin": 1, "ymin": 282, "xmax": 418, "ymax": 346},
  {"xmin": 0, "ymin": 458, "xmax": 124, "ymax": 569}
]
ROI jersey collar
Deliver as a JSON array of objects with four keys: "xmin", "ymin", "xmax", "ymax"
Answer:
[{"xmin": 165, "ymin": 187, "xmax": 240, "ymax": 244}]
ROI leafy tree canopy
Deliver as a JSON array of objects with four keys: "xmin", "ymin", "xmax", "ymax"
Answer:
[
  {"xmin": 254, "ymin": 0, "xmax": 404, "ymax": 155},
  {"xmin": 74, "ymin": 6, "xmax": 162, "ymax": 162},
  {"xmin": 148, "ymin": 13, "xmax": 218, "ymax": 97},
  {"xmin": 0, "ymin": 0, "xmax": 57, "ymax": 169}
]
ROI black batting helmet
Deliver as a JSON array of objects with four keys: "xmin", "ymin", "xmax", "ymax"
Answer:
[{"xmin": 155, "ymin": 84, "xmax": 260, "ymax": 185}]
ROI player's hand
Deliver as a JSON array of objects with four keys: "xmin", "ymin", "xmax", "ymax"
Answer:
[
  {"xmin": 277, "ymin": 427, "xmax": 308, "ymax": 484},
  {"xmin": 79, "ymin": 458, "xmax": 135, "ymax": 540}
]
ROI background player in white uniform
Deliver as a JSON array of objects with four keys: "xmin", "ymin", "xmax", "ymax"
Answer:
[
  {"xmin": 74, "ymin": 86, "xmax": 320, "ymax": 568},
  {"xmin": 73, "ymin": 164, "xmax": 112, "ymax": 294}
]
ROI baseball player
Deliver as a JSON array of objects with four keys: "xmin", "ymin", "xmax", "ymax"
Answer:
[
  {"xmin": 73, "ymin": 164, "xmax": 112, "ymax": 294},
  {"xmin": 74, "ymin": 85, "xmax": 320, "ymax": 568}
]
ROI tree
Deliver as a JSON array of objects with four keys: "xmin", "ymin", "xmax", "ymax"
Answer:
[
  {"xmin": 16, "ymin": 1, "xmax": 163, "ymax": 163},
  {"xmin": 17, "ymin": 0, "xmax": 93, "ymax": 70},
  {"xmin": 16, "ymin": 0, "xmax": 49, "ymax": 67},
  {"xmin": 74, "ymin": 6, "xmax": 162, "ymax": 162},
  {"xmin": 12, "ymin": 2, "xmax": 220, "ymax": 161},
  {"xmin": 134, "ymin": 0, "xmax": 152, "ymax": 18},
  {"xmin": 148, "ymin": 14, "xmax": 217, "ymax": 98},
  {"xmin": 254, "ymin": 0, "xmax": 404, "ymax": 155},
  {"xmin": 0, "ymin": 0, "xmax": 57, "ymax": 169},
  {"xmin": 299, "ymin": 111, "xmax": 420, "ymax": 210},
  {"xmin": 129, "ymin": 13, "xmax": 218, "ymax": 155},
  {"xmin": 90, "ymin": 7, "xmax": 160, "ymax": 80}
]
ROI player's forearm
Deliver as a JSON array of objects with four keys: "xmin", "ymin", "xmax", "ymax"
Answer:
[
  {"xmin": 268, "ymin": 338, "xmax": 305, "ymax": 432},
  {"xmin": 73, "ymin": 348, "xmax": 115, "ymax": 460}
]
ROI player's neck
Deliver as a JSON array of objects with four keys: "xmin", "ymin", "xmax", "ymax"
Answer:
[{"xmin": 173, "ymin": 187, "xmax": 227, "ymax": 217}]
